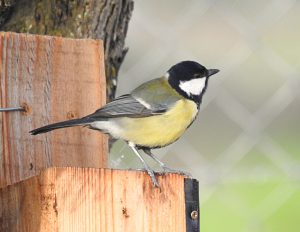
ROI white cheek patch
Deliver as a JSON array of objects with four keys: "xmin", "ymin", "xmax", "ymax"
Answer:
[{"xmin": 179, "ymin": 78, "xmax": 207, "ymax": 96}]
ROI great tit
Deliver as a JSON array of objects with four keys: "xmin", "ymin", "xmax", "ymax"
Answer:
[{"xmin": 30, "ymin": 61, "xmax": 219, "ymax": 187}]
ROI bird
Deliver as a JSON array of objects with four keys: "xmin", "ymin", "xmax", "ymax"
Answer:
[{"xmin": 30, "ymin": 61, "xmax": 219, "ymax": 187}]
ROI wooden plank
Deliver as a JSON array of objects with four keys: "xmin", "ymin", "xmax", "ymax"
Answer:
[
  {"xmin": 0, "ymin": 167, "xmax": 187, "ymax": 232},
  {"xmin": 0, "ymin": 32, "xmax": 107, "ymax": 188}
]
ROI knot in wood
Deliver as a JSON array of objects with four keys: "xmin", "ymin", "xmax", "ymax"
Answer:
[
  {"xmin": 21, "ymin": 102, "xmax": 31, "ymax": 115},
  {"xmin": 67, "ymin": 111, "xmax": 76, "ymax": 119}
]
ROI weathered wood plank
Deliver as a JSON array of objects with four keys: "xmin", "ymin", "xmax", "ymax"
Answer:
[
  {"xmin": 0, "ymin": 167, "xmax": 187, "ymax": 232},
  {"xmin": 0, "ymin": 32, "xmax": 107, "ymax": 188}
]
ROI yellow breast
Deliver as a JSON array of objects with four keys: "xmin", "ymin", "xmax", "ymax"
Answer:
[{"xmin": 119, "ymin": 99, "xmax": 198, "ymax": 148}]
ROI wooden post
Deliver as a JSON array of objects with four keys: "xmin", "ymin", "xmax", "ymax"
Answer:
[
  {"xmin": 0, "ymin": 167, "xmax": 199, "ymax": 232},
  {"xmin": 0, "ymin": 33, "xmax": 200, "ymax": 231},
  {"xmin": 0, "ymin": 32, "xmax": 108, "ymax": 188}
]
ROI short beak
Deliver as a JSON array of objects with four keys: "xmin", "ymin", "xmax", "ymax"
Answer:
[{"xmin": 207, "ymin": 69, "xmax": 220, "ymax": 77}]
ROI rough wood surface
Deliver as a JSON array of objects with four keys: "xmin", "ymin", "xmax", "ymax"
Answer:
[
  {"xmin": 0, "ymin": 0, "xmax": 134, "ymax": 101},
  {"xmin": 0, "ymin": 32, "xmax": 107, "ymax": 188},
  {"xmin": 0, "ymin": 167, "xmax": 187, "ymax": 232}
]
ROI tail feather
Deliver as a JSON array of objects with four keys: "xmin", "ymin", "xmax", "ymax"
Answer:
[{"xmin": 30, "ymin": 118, "xmax": 94, "ymax": 135}]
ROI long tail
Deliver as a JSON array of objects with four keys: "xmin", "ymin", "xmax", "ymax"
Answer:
[{"xmin": 30, "ymin": 117, "xmax": 94, "ymax": 135}]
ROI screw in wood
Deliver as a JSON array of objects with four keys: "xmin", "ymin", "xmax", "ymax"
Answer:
[{"xmin": 190, "ymin": 210, "xmax": 198, "ymax": 220}]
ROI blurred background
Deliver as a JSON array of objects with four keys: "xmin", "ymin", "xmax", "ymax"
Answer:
[{"xmin": 110, "ymin": 1, "xmax": 300, "ymax": 231}]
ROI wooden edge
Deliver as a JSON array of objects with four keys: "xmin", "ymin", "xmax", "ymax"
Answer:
[
  {"xmin": 184, "ymin": 178, "xmax": 200, "ymax": 232},
  {"xmin": 0, "ymin": 167, "xmax": 191, "ymax": 231},
  {"xmin": 0, "ymin": 31, "xmax": 103, "ymax": 42}
]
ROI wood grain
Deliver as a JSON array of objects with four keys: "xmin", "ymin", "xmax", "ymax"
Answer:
[
  {"xmin": 0, "ymin": 167, "xmax": 187, "ymax": 232},
  {"xmin": 0, "ymin": 32, "xmax": 107, "ymax": 188}
]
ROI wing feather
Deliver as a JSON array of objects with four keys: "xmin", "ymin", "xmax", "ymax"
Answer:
[{"xmin": 85, "ymin": 94, "xmax": 166, "ymax": 119}]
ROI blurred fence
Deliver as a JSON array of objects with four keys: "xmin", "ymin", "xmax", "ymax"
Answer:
[{"xmin": 111, "ymin": 1, "xmax": 300, "ymax": 231}]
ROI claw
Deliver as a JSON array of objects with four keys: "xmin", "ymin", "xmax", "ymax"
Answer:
[
  {"xmin": 162, "ymin": 166, "xmax": 192, "ymax": 177},
  {"xmin": 146, "ymin": 169, "xmax": 160, "ymax": 188},
  {"xmin": 142, "ymin": 148, "xmax": 192, "ymax": 178},
  {"xmin": 128, "ymin": 168, "xmax": 160, "ymax": 187}
]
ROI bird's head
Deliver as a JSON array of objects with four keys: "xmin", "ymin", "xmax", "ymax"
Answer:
[{"xmin": 166, "ymin": 61, "xmax": 219, "ymax": 104}]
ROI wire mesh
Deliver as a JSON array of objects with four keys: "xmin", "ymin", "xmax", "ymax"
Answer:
[{"xmin": 111, "ymin": 1, "xmax": 300, "ymax": 231}]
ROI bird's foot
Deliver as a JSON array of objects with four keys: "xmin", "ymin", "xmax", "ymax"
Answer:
[
  {"xmin": 146, "ymin": 169, "xmax": 160, "ymax": 188},
  {"xmin": 161, "ymin": 166, "xmax": 192, "ymax": 177},
  {"xmin": 129, "ymin": 168, "xmax": 160, "ymax": 187}
]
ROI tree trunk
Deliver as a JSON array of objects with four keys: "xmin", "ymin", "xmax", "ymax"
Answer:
[{"xmin": 0, "ymin": 0, "xmax": 134, "ymax": 101}]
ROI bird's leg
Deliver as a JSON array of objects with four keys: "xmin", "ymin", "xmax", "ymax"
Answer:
[
  {"xmin": 128, "ymin": 143, "xmax": 159, "ymax": 187},
  {"xmin": 143, "ymin": 148, "xmax": 191, "ymax": 177}
]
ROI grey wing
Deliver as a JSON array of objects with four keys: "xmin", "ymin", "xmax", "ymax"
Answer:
[{"xmin": 85, "ymin": 94, "xmax": 167, "ymax": 119}]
